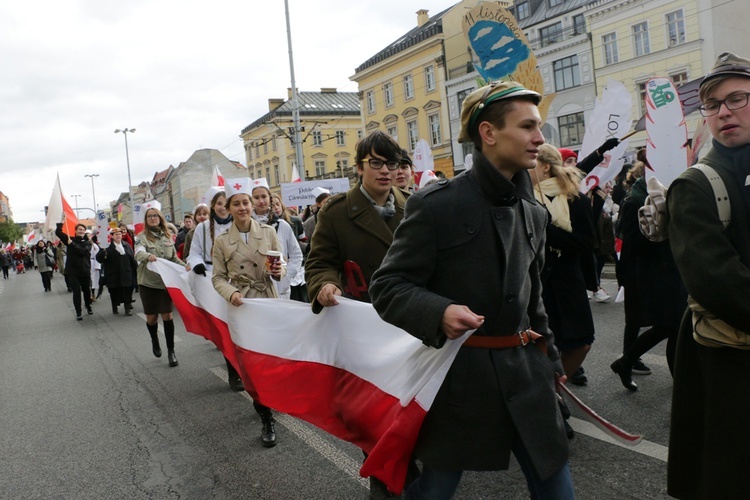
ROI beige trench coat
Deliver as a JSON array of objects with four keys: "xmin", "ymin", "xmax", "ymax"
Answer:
[{"xmin": 211, "ymin": 220, "xmax": 286, "ymax": 301}]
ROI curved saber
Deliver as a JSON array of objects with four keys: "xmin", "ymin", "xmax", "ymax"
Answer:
[{"xmin": 557, "ymin": 381, "xmax": 643, "ymax": 446}]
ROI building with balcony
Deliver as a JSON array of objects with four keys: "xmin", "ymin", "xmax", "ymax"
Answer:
[{"xmin": 240, "ymin": 89, "xmax": 361, "ymax": 188}]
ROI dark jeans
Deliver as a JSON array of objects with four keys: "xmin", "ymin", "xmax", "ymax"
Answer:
[
  {"xmin": 68, "ymin": 273, "xmax": 92, "ymax": 314},
  {"xmin": 406, "ymin": 438, "xmax": 574, "ymax": 500},
  {"xmin": 2, "ymin": 265, "xmax": 9, "ymax": 278},
  {"xmin": 40, "ymin": 271, "xmax": 52, "ymax": 291}
]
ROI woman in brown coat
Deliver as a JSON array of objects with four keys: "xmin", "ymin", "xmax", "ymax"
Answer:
[{"xmin": 211, "ymin": 179, "xmax": 285, "ymax": 448}]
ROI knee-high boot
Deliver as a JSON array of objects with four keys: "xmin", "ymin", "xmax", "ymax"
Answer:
[
  {"xmin": 225, "ymin": 357, "xmax": 244, "ymax": 391},
  {"xmin": 147, "ymin": 322, "xmax": 161, "ymax": 358},
  {"xmin": 164, "ymin": 319, "xmax": 178, "ymax": 367},
  {"xmin": 253, "ymin": 403, "xmax": 276, "ymax": 447}
]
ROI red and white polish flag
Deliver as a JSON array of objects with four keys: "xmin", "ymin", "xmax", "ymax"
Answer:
[{"xmin": 149, "ymin": 259, "xmax": 467, "ymax": 493}]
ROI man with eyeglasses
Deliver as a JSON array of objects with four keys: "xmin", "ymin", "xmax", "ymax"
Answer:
[
  {"xmin": 395, "ymin": 149, "xmax": 415, "ymax": 191},
  {"xmin": 370, "ymin": 81, "xmax": 573, "ymax": 499},
  {"xmin": 667, "ymin": 52, "xmax": 750, "ymax": 500},
  {"xmin": 304, "ymin": 130, "xmax": 413, "ymax": 498}
]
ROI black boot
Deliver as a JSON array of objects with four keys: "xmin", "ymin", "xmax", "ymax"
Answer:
[
  {"xmin": 226, "ymin": 358, "xmax": 244, "ymax": 391},
  {"xmin": 255, "ymin": 405, "xmax": 277, "ymax": 448},
  {"xmin": 611, "ymin": 357, "xmax": 637, "ymax": 391},
  {"xmin": 147, "ymin": 322, "xmax": 161, "ymax": 358},
  {"xmin": 164, "ymin": 319, "xmax": 177, "ymax": 366}
]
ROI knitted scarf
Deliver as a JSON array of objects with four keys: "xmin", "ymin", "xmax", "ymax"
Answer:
[{"xmin": 533, "ymin": 178, "xmax": 572, "ymax": 232}]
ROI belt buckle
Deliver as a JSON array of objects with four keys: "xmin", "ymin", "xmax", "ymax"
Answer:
[{"xmin": 517, "ymin": 330, "xmax": 529, "ymax": 347}]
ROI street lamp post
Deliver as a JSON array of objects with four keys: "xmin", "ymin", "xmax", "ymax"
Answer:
[
  {"xmin": 84, "ymin": 173, "xmax": 100, "ymax": 213},
  {"xmin": 114, "ymin": 128, "xmax": 136, "ymax": 215},
  {"xmin": 71, "ymin": 195, "xmax": 81, "ymax": 219}
]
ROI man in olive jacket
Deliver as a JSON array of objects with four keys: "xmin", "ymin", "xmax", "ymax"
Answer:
[
  {"xmin": 667, "ymin": 52, "xmax": 750, "ymax": 500},
  {"xmin": 370, "ymin": 82, "xmax": 572, "ymax": 499}
]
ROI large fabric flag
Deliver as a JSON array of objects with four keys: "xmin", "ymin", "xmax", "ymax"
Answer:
[
  {"xmin": 211, "ymin": 165, "xmax": 225, "ymax": 187},
  {"xmin": 645, "ymin": 78, "xmax": 689, "ymax": 188},
  {"xmin": 44, "ymin": 173, "xmax": 78, "ymax": 236},
  {"xmin": 291, "ymin": 162, "xmax": 301, "ymax": 183},
  {"xmin": 149, "ymin": 259, "xmax": 468, "ymax": 493},
  {"xmin": 579, "ymin": 79, "xmax": 632, "ymax": 192}
]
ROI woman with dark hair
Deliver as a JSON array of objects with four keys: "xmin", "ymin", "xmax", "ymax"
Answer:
[
  {"xmin": 134, "ymin": 208, "xmax": 189, "ymax": 366},
  {"xmin": 97, "ymin": 227, "xmax": 137, "ymax": 316},
  {"xmin": 182, "ymin": 203, "xmax": 209, "ymax": 261},
  {"xmin": 34, "ymin": 239, "xmax": 54, "ymax": 292},
  {"xmin": 55, "ymin": 222, "xmax": 93, "ymax": 320},
  {"xmin": 187, "ymin": 191, "xmax": 231, "ymax": 276},
  {"xmin": 212, "ymin": 179, "xmax": 285, "ymax": 447}
]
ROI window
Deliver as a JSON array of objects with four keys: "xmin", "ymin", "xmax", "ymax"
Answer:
[
  {"xmin": 671, "ymin": 72, "xmax": 688, "ymax": 88},
  {"xmin": 548, "ymin": 0, "xmax": 563, "ymax": 7},
  {"xmin": 315, "ymin": 160, "xmax": 326, "ymax": 177},
  {"xmin": 632, "ymin": 22, "xmax": 650, "ymax": 57},
  {"xmin": 428, "ymin": 114, "xmax": 441, "ymax": 146},
  {"xmin": 540, "ymin": 23, "xmax": 563, "ymax": 47},
  {"xmin": 272, "ymin": 137, "xmax": 277, "ymax": 151},
  {"xmin": 387, "ymin": 125, "xmax": 398, "ymax": 139},
  {"xmin": 404, "ymin": 74, "xmax": 414, "ymax": 100},
  {"xmin": 265, "ymin": 167, "xmax": 271, "ymax": 181},
  {"xmin": 274, "ymin": 165, "xmax": 279, "ymax": 185},
  {"xmin": 573, "ymin": 14, "xmax": 585, "ymax": 35},
  {"xmin": 366, "ymin": 90, "xmax": 375, "ymax": 114},
  {"xmin": 384, "ymin": 82, "xmax": 394, "ymax": 107},
  {"xmin": 407, "ymin": 120, "xmax": 418, "ymax": 151},
  {"xmin": 335, "ymin": 130, "xmax": 345, "ymax": 146},
  {"xmin": 558, "ymin": 112, "xmax": 586, "ymax": 146},
  {"xmin": 425, "ymin": 66, "xmax": 436, "ymax": 92},
  {"xmin": 638, "ymin": 81, "xmax": 648, "ymax": 114},
  {"xmin": 247, "ymin": 144, "xmax": 253, "ymax": 161},
  {"xmin": 516, "ymin": 1, "xmax": 529, "ymax": 20},
  {"xmin": 602, "ymin": 32, "xmax": 618, "ymax": 65},
  {"xmin": 263, "ymin": 141, "xmax": 268, "ymax": 154},
  {"xmin": 312, "ymin": 130, "xmax": 322, "ymax": 146},
  {"xmin": 553, "ymin": 55, "xmax": 581, "ymax": 91},
  {"xmin": 666, "ymin": 10, "xmax": 685, "ymax": 46},
  {"xmin": 255, "ymin": 142, "xmax": 260, "ymax": 157}
]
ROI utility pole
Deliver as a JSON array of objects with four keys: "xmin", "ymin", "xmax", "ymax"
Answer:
[{"xmin": 284, "ymin": 0, "xmax": 305, "ymax": 181}]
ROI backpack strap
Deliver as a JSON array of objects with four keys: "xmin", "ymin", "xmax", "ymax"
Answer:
[{"xmin": 694, "ymin": 164, "xmax": 731, "ymax": 229}]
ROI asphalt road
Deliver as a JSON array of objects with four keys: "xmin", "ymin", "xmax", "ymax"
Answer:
[{"xmin": 0, "ymin": 268, "xmax": 673, "ymax": 499}]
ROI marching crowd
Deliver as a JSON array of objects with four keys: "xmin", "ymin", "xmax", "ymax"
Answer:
[{"xmin": 5, "ymin": 50, "xmax": 750, "ymax": 499}]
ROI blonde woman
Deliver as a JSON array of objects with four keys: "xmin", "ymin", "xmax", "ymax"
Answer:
[
  {"xmin": 531, "ymin": 144, "xmax": 597, "ymax": 382},
  {"xmin": 212, "ymin": 179, "xmax": 285, "ymax": 447},
  {"xmin": 135, "ymin": 208, "xmax": 189, "ymax": 367}
]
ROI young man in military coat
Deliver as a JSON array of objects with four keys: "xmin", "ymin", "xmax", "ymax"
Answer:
[
  {"xmin": 304, "ymin": 130, "xmax": 411, "ymax": 498},
  {"xmin": 370, "ymin": 81, "xmax": 573, "ymax": 499},
  {"xmin": 667, "ymin": 52, "xmax": 750, "ymax": 500}
]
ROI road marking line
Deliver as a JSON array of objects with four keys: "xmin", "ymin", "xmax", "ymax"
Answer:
[
  {"xmin": 568, "ymin": 417, "xmax": 668, "ymax": 462},
  {"xmin": 209, "ymin": 367, "xmax": 368, "ymax": 489}
]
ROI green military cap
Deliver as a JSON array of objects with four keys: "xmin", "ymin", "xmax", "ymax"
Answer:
[
  {"xmin": 458, "ymin": 80, "xmax": 541, "ymax": 143},
  {"xmin": 701, "ymin": 51, "xmax": 750, "ymax": 88}
]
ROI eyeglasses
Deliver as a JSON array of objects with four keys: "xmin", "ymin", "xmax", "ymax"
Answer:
[
  {"xmin": 699, "ymin": 92, "xmax": 750, "ymax": 116},
  {"xmin": 146, "ymin": 214, "xmax": 160, "ymax": 219},
  {"xmin": 364, "ymin": 158, "xmax": 400, "ymax": 171}
]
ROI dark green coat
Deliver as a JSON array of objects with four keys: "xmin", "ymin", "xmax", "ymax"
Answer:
[
  {"xmin": 667, "ymin": 142, "xmax": 750, "ymax": 499},
  {"xmin": 305, "ymin": 183, "xmax": 408, "ymax": 313}
]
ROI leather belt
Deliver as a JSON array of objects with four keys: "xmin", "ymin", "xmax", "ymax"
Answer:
[{"xmin": 463, "ymin": 329, "xmax": 547, "ymax": 355}]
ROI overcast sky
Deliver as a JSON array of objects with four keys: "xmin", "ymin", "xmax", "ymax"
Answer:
[{"xmin": 1, "ymin": 0, "xmax": 457, "ymax": 223}]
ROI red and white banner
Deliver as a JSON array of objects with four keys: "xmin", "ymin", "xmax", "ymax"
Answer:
[
  {"xmin": 211, "ymin": 165, "xmax": 225, "ymax": 187},
  {"xmin": 44, "ymin": 173, "xmax": 79, "ymax": 236},
  {"xmin": 148, "ymin": 259, "xmax": 467, "ymax": 493}
]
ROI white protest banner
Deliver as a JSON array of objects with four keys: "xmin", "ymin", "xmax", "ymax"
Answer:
[
  {"xmin": 645, "ymin": 78, "xmax": 689, "ymax": 187},
  {"xmin": 580, "ymin": 79, "xmax": 632, "ymax": 192},
  {"xmin": 412, "ymin": 139, "xmax": 434, "ymax": 172},
  {"xmin": 280, "ymin": 178, "xmax": 350, "ymax": 207},
  {"xmin": 96, "ymin": 211, "xmax": 110, "ymax": 248}
]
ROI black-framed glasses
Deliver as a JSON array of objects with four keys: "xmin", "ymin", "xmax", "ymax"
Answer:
[
  {"xmin": 146, "ymin": 214, "xmax": 160, "ymax": 219},
  {"xmin": 364, "ymin": 158, "xmax": 400, "ymax": 171},
  {"xmin": 699, "ymin": 92, "xmax": 750, "ymax": 116}
]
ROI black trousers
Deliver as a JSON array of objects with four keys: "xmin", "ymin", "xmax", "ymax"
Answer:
[
  {"xmin": 68, "ymin": 273, "xmax": 92, "ymax": 314},
  {"xmin": 40, "ymin": 271, "xmax": 52, "ymax": 291},
  {"xmin": 2, "ymin": 265, "xmax": 10, "ymax": 278}
]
